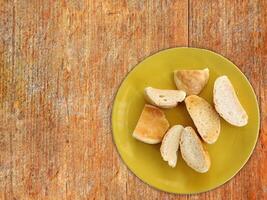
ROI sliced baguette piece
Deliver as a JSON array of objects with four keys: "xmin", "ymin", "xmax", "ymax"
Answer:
[
  {"xmin": 174, "ymin": 68, "xmax": 209, "ymax": 95},
  {"xmin": 133, "ymin": 104, "xmax": 170, "ymax": 144},
  {"xmin": 185, "ymin": 95, "xmax": 220, "ymax": 144},
  {"xmin": 180, "ymin": 127, "xmax": 211, "ymax": 173},
  {"xmin": 160, "ymin": 125, "xmax": 184, "ymax": 167},
  {"xmin": 213, "ymin": 76, "xmax": 248, "ymax": 127},
  {"xmin": 144, "ymin": 87, "xmax": 186, "ymax": 109}
]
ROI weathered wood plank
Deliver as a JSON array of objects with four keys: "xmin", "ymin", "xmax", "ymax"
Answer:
[
  {"xmin": 0, "ymin": 0, "xmax": 266, "ymax": 199},
  {"xmin": 189, "ymin": 0, "xmax": 267, "ymax": 199},
  {"xmin": 0, "ymin": 0, "xmax": 188, "ymax": 199}
]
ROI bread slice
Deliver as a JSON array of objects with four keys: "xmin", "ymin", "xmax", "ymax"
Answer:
[
  {"xmin": 160, "ymin": 125, "xmax": 184, "ymax": 167},
  {"xmin": 144, "ymin": 87, "xmax": 186, "ymax": 109},
  {"xmin": 133, "ymin": 104, "xmax": 170, "ymax": 144},
  {"xmin": 214, "ymin": 76, "xmax": 248, "ymax": 127},
  {"xmin": 180, "ymin": 127, "xmax": 211, "ymax": 173},
  {"xmin": 185, "ymin": 95, "xmax": 220, "ymax": 144},
  {"xmin": 174, "ymin": 68, "xmax": 209, "ymax": 95}
]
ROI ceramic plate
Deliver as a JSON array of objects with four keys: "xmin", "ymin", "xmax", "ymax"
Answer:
[{"xmin": 112, "ymin": 47, "xmax": 260, "ymax": 194}]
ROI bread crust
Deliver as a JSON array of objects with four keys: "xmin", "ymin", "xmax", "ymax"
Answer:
[
  {"xmin": 144, "ymin": 87, "xmax": 186, "ymax": 109},
  {"xmin": 180, "ymin": 127, "xmax": 211, "ymax": 173},
  {"xmin": 213, "ymin": 76, "xmax": 248, "ymax": 127},
  {"xmin": 160, "ymin": 125, "xmax": 184, "ymax": 167},
  {"xmin": 133, "ymin": 104, "xmax": 170, "ymax": 144},
  {"xmin": 185, "ymin": 95, "xmax": 220, "ymax": 144},
  {"xmin": 174, "ymin": 68, "xmax": 209, "ymax": 95}
]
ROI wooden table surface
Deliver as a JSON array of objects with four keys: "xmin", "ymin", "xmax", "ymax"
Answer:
[{"xmin": 0, "ymin": 0, "xmax": 266, "ymax": 199}]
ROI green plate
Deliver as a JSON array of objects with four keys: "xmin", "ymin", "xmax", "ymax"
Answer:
[{"xmin": 112, "ymin": 47, "xmax": 260, "ymax": 194}]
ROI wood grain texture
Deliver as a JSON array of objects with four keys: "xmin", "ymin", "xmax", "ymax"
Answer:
[
  {"xmin": 189, "ymin": 1, "xmax": 267, "ymax": 199},
  {"xmin": 0, "ymin": 0, "xmax": 188, "ymax": 199},
  {"xmin": 0, "ymin": 0, "xmax": 266, "ymax": 199}
]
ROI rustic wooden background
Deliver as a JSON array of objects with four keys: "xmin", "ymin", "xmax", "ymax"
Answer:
[{"xmin": 0, "ymin": 0, "xmax": 266, "ymax": 199}]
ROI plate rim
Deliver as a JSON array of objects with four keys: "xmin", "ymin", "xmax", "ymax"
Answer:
[{"xmin": 111, "ymin": 47, "xmax": 260, "ymax": 194}]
